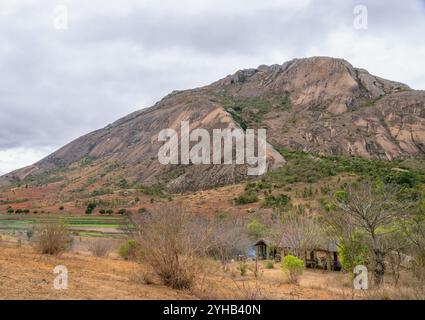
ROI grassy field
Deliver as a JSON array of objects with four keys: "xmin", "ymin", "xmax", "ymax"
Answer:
[{"xmin": 0, "ymin": 214, "xmax": 127, "ymax": 238}]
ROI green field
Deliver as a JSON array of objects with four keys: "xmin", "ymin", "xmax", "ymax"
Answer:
[{"xmin": 0, "ymin": 214, "xmax": 128, "ymax": 238}]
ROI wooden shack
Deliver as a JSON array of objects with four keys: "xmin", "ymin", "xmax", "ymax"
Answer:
[{"xmin": 254, "ymin": 238, "xmax": 341, "ymax": 271}]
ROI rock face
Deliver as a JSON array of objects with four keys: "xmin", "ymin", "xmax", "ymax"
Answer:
[{"xmin": 1, "ymin": 56, "xmax": 425, "ymax": 190}]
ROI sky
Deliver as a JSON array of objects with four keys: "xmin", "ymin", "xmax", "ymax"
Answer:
[{"xmin": 0, "ymin": 0, "xmax": 425, "ymax": 174}]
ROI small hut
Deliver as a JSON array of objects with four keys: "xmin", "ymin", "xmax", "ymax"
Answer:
[
  {"xmin": 304, "ymin": 242, "xmax": 341, "ymax": 271},
  {"xmin": 253, "ymin": 239, "xmax": 281, "ymax": 261},
  {"xmin": 254, "ymin": 238, "xmax": 341, "ymax": 271}
]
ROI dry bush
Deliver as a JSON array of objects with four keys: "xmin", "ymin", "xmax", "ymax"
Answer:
[
  {"xmin": 363, "ymin": 283, "xmax": 425, "ymax": 300},
  {"xmin": 232, "ymin": 278, "xmax": 269, "ymax": 300},
  {"xmin": 88, "ymin": 239, "xmax": 111, "ymax": 257},
  {"xmin": 128, "ymin": 270, "xmax": 157, "ymax": 285},
  {"xmin": 34, "ymin": 222, "xmax": 71, "ymax": 255},
  {"xmin": 127, "ymin": 204, "xmax": 211, "ymax": 290}
]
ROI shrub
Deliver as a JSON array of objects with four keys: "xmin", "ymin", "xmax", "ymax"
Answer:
[
  {"xmin": 237, "ymin": 262, "xmax": 248, "ymax": 276},
  {"xmin": 117, "ymin": 209, "xmax": 127, "ymax": 215},
  {"xmin": 264, "ymin": 261, "xmax": 274, "ymax": 269},
  {"xmin": 140, "ymin": 184, "xmax": 164, "ymax": 197},
  {"xmin": 118, "ymin": 240, "xmax": 139, "ymax": 261},
  {"xmin": 88, "ymin": 239, "xmax": 111, "ymax": 257},
  {"xmin": 235, "ymin": 191, "xmax": 258, "ymax": 205},
  {"xmin": 106, "ymin": 209, "xmax": 114, "ymax": 215},
  {"xmin": 34, "ymin": 222, "xmax": 71, "ymax": 255},
  {"xmin": 26, "ymin": 229, "xmax": 34, "ymax": 241},
  {"xmin": 7, "ymin": 207, "xmax": 14, "ymax": 214},
  {"xmin": 262, "ymin": 193, "xmax": 290, "ymax": 208},
  {"xmin": 127, "ymin": 205, "xmax": 210, "ymax": 290},
  {"xmin": 59, "ymin": 206, "xmax": 64, "ymax": 211},
  {"xmin": 99, "ymin": 209, "xmax": 106, "ymax": 215},
  {"xmin": 338, "ymin": 231, "xmax": 369, "ymax": 272},
  {"xmin": 116, "ymin": 178, "xmax": 129, "ymax": 189},
  {"xmin": 85, "ymin": 202, "xmax": 96, "ymax": 214},
  {"xmin": 281, "ymin": 255, "xmax": 304, "ymax": 283}
]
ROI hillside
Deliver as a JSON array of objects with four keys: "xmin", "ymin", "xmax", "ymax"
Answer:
[{"xmin": 2, "ymin": 56, "xmax": 425, "ymax": 192}]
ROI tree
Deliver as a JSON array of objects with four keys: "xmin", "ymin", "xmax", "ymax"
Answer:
[
  {"xmin": 246, "ymin": 219, "xmax": 268, "ymax": 241},
  {"xmin": 401, "ymin": 214, "xmax": 425, "ymax": 280},
  {"xmin": 274, "ymin": 212, "xmax": 325, "ymax": 261},
  {"xmin": 209, "ymin": 214, "xmax": 250, "ymax": 268},
  {"xmin": 333, "ymin": 182, "xmax": 409, "ymax": 286},
  {"xmin": 85, "ymin": 203, "xmax": 96, "ymax": 214}
]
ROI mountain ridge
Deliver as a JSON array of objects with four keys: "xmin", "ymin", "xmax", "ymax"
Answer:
[{"xmin": 2, "ymin": 56, "xmax": 425, "ymax": 191}]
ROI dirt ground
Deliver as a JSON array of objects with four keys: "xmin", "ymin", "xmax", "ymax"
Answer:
[{"xmin": 0, "ymin": 243, "xmax": 351, "ymax": 300}]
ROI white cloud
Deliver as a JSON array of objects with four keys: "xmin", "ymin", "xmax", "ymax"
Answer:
[{"xmin": 0, "ymin": 147, "xmax": 54, "ymax": 175}]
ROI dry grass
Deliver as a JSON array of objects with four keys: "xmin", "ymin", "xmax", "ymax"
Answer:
[{"xmin": 2, "ymin": 240, "xmax": 423, "ymax": 300}]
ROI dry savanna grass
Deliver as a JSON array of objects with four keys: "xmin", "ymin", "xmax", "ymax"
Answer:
[{"xmin": 1, "ymin": 240, "xmax": 424, "ymax": 300}]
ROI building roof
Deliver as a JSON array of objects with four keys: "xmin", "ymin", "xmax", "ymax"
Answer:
[{"xmin": 254, "ymin": 238, "xmax": 339, "ymax": 253}]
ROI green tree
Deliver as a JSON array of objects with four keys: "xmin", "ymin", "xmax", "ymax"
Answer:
[{"xmin": 247, "ymin": 219, "xmax": 268, "ymax": 240}]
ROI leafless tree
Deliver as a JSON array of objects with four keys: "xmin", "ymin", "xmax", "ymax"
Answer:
[
  {"xmin": 272, "ymin": 211, "xmax": 326, "ymax": 261},
  {"xmin": 401, "ymin": 217, "xmax": 425, "ymax": 280},
  {"xmin": 126, "ymin": 204, "xmax": 212, "ymax": 289},
  {"xmin": 333, "ymin": 182, "xmax": 410, "ymax": 286},
  {"xmin": 209, "ymin": 214, "xmax": 250, "ymax": 268}
]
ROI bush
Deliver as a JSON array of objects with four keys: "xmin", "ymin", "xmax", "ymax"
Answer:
[
  {"xmin": 59, "ymin": 206, "xmax": 64, "ymax": 211},
  {"xmin": 262, "ymin": 193, "xmax": 290, "ymax": 208},
  {"xmin": 127, "ymin": 205, "xmax": 209, "ymax": 290},
  {"xmin": 281, "ymin": 255, "xmax": 304, "ymax": 283},
  {"xmin": 99, "ymin": 209, "xmax": 106, "ymax": 215},
  {"xmin": 235, "ymin": 191, "xmax": 258, "ymax": 205},
  {"xmin": 338, "ymin": 231, "xmax": 369, "ymax": 272},
  {"xmin": 34, "ymin": 222, "xmax": 71, "ymax": 255},
  {"xmin": 118, "ymin": 240, "xmax": 139, "ymax": 261},
  {"xmin": 117, "ymin": 209, "xmax": 127, "ymax": 215},
  {"xmin": 106, "ymin": 209, "xmax": 114, "ymax": 215},
  {"xmin": 237, "ymin": 262, "xmax": 248, "ymax": 276},
  {"xmin": 140, "ymin": 184, "xmax": 164, "ymax": 197},
  {"xmin": 264, "ymin": 261, "xmax": 274, "ymax": 269},
  {"xmin": 88, "ymin": 239, "xmax": 111, "ymax": 257},
  {"xmin": 85, "ymin": 203, "xmax": 96, "ymax": 214},
  {"xmin": 26, "ymin": 229, "xmax": 34, "ymax": 241},
  {"xmin": 117, "ymin": 178, "xmax": 129, "ymax": 189}
]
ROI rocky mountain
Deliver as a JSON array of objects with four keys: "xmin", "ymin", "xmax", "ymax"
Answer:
[{"xmin": 2, "ymin": 56, "xmax": 425, "ymax": 191}]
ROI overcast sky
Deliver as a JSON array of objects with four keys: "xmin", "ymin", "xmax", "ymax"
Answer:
[{"xmin": 0, "ymin": 0, "xmax": 425, "ymax": 174}]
